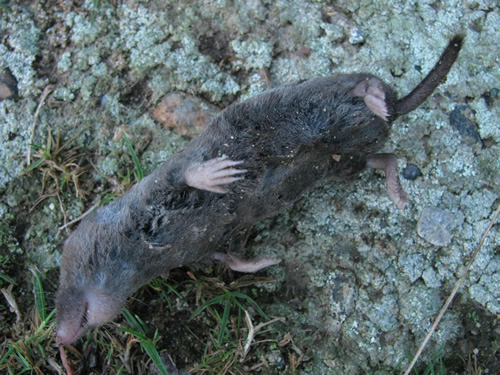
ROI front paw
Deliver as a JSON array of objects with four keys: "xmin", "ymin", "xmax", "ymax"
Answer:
[{"xmin": 185, "ymin": 157, "xmax": 247, "ymax": 193}]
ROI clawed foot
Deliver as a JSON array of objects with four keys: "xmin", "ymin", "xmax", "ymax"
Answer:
[
  {"xmin": 212, "ymin": 252, "xmax": 281, "ymax": 273},
  {"xmin": 367, "ymin": 153, "xmax": 408, "ymax": 209},
  {"xmin": 352, "ymin": 78, "xmax": 389, "ymax": 121},
  {"xmin": 185, "ymin": 157, "xmax": 247, "ymax": 193}
]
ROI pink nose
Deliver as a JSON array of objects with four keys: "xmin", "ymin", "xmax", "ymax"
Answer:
[
  {"xmin": 56, "ymin": 333, "xmax": 71, "ymax": 346},
  {"xmin": 55, "ymin": 324, "xmax": 79, "ymax": 345}
]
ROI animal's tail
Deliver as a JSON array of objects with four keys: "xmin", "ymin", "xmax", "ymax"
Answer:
[{"xmin": 394, "ymin": 35, "xmax": 464, "ymax": 118}]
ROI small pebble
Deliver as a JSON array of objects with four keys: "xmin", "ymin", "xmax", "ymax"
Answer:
[
  {"xmin": 0, "ymin": 69, "xmax": 18, "ymax": 101},
  {"xmin": 349, "ymin": 27, "xmax": 365, "ymax": 44},
  {"xmin": 402, "ymin": 164, "xmax": 422, "ymax": 180},
  {"xmin": 296, "ymin": 46, "xmax": 312, "ymax": 57},
  {"xmin": 484, "ymin": 87, "xmax": 499, "ymax": 107},
  {"xmin": 449, "ymin": 104, "xmax": 482, "ymax": 144},
  {"xmin": 417, "ymin": 207, "xmax": 455, "ymax": 246},
  {"xmin": 153, "ymin": 92, "xmax": 219, "ymax": 138}
]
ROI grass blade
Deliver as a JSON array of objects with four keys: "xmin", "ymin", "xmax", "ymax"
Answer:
[
  {"xmin": 0, "ymin": 272, "xmax": 15, "ymax": 284},
  {"xmin": 190, "ymin": 294, "xmax": 227, "ymax": 320},
  {"xmin": 22, "ymin": 158, "xmax": 45, "ymax": 174},
  {"xmin": 0, "ymin": 345, "xmax": 16, "ymax": 366},
  {"xmin": 122, "ymin": 308, "xmax": 147, "ymax": 336},
  {"xmin": 30, "ymin": 268, "xmax": 46, "ymax": 322},
  {"xmin": 120, "ymin": 309, "xmax": 169, "ymax": 375},
  {"xmin": 231, "ymin": 291, "xmax": 270, "ymax": 319},
  {"xmin": 122, "ymin": 134, "xmax": 144, "ymax": 181},
  {"xmin": 217, "ymin": 298, "xmax": 231, "ymax": 347},
  {"xmin": 142, "ymin": 338, "xmax": 169, "ymax": 375}
]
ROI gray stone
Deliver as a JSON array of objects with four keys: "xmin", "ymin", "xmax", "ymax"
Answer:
[{"xmin": 417, "ymin": 207, "xmax": 456, "ymax": 246}]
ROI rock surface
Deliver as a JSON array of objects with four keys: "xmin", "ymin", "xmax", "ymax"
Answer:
[{"xmin": 0, "ymin": 0, "xmax": 499, "ymax": 373}]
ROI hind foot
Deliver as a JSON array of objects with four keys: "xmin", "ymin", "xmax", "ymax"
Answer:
[
  {"xmin": 367, "ymin": 153, "xmax": 408, "ymax": 209},
  {"xmin": 212, "ymin": 252, "xmax": 281, "ymax": 273},
  {"xmin": 352, "ymin": 78, "xmax": 389, "ymax": 121}
]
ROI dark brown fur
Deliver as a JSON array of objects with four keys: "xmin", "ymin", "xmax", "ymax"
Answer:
[{"xmin": 56, "ymin": 36, "xmax": 463, "ymax": 344}]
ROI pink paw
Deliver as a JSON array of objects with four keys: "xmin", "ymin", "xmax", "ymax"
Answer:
[
  {"xmin": 185, "ymin": 157, "xmax": 247, "ymax": 193},
  {"xmin": 212, "ymin": 252, "xmax": 281, "ymax": 273},
  {"xmin": 367, "ymin": 153, "xmax": 408, "ymax": 210},
  {"xmin": 353, "ymin": 78, "xmax": 389, "ymax": 121}
]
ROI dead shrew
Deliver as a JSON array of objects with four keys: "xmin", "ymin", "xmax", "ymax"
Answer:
[{"xmin": 56, "ymin": 35, "xmax": 463, "ymax": 345}]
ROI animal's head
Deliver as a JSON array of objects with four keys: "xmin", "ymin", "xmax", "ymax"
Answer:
[{"xmin": 55, "ymin": 208, "xmax": 143, "ymax": 345}]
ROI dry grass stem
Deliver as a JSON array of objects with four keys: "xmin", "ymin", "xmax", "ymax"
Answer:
[
  {"xmin": 57, "ymin": 202, "xmax": 99, "ymax": 236},
  {"xmin": 27, "ymin": 84, "xmax": 54, "ymax": 166},
  {"xmin": 241, "ymin": 310, "xmax": 285, "ymax": 361},
  {"xmin": 1, "ymin": 284, "xmax": 21, "ymax": 323},
  {"xmin": 25, "ymin": 127, "xmax": 89, "ymax": 228},
  {"xmin": 404, "ymin": 204, "xmax": 500, "ymax": 375}
]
